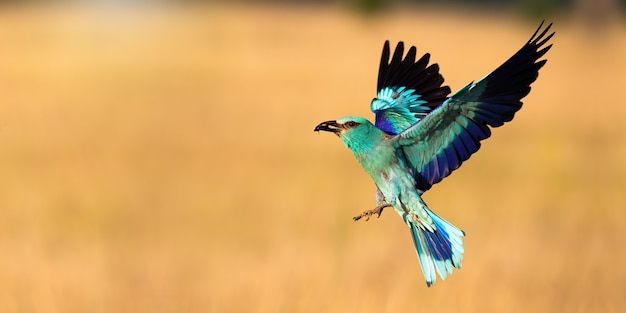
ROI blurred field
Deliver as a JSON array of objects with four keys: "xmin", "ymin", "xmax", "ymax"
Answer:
[{"xmin": 0, "ymin": 3, "xmax": 625, "ymax": 312}]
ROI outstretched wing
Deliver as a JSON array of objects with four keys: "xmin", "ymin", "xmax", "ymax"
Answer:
[
  {"xmin": 395, "ymin": 22, "xmax": 554, "ymax": 192},
  {"xmin": 372, "ymin": 41, "xmax": 451, "ymax": 135}
]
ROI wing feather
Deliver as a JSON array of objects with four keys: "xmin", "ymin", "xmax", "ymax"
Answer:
[
  {"xmin": 394, "ymin": 22, "xmax": 554, "ymax": 192},
  {"xmin": 372, "ymin": 41, "xmax": 451, "ymax": 135}
]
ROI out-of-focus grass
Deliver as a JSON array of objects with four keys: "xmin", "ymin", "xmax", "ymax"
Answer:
[{"xmin": 0, "ymin": 4, "xmax": 625, "ymax": 312}]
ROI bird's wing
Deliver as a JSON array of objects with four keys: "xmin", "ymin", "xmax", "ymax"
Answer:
[
  {"xmin": 371, "ymin": 41, "xmax": 451, "ymax": 135},
  {"xmin": 394, "ymin": 22, "xmax": 554, "ymax": 192}
]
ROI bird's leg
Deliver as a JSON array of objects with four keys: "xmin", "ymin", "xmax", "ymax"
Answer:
[{"xmin": 353, "ymin": 203, "xmax": 392, "ymax": 222}]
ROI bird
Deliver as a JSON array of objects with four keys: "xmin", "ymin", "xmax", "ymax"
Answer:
[{"xmin": 314, "ymin": 21, "xmax": 554, "ymax": 287}]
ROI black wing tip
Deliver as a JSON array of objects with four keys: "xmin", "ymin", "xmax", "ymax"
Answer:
[
  {"xmin": 382, "ymin": 41, "xmax": 390, "ymax": 54},
  {"xmin": 377, "ymin": 40, "xmax": 451, "ymax": 102},
  {"xmin": 528, "ymin": 21, "xmax": 555, "ymax": 67},
  {"xmin": 472, "ymin": 21, "xmax": 554, "ymax": 117},
  {"xmin": 529, "ymin": 20, "xmax": 555, "ymax": 47},
  {"xmin": 392, "ymin": 41, "xmax": 405, "ymax": 63},
  {"xmin": 380, "ymin": 41, "xmax": 391, "ymax": 60}
]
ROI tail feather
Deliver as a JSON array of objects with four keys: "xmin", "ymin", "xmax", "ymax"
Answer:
[{"xmin": 403, "ymin": 208, "xmax": 465, "ymax": 287}]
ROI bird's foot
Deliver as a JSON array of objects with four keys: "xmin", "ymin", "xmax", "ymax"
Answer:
[{"xmin": 353, "ymin": 203, "xmax": 392, "ymax": 222}]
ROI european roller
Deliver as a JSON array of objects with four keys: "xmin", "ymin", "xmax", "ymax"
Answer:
[{"xmin": 314, "ymin": 22, "xmax": 554, "ymax": 286}]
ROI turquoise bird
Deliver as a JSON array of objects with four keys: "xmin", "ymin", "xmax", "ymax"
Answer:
[{"xmin": 314, "ymin": 22, "xmax": 554, "ymax": 286}]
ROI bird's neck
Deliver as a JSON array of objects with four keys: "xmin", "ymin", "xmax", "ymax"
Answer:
[
  {"xmin": 342, "ymin": 128, "xmax": 384, "ymax": 153},
  {"xmin": 342, "ymin": 127, "xmax": 389, "ymax": 169}
]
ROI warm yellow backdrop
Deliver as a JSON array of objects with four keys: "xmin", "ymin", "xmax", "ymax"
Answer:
[{"xmin": 0, "ymin": 4, "xmax": 625, "ymax": 312}]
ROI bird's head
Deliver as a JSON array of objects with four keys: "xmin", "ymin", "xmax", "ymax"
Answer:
[{"xmin": 314, "ymin": 116, "xmax": 381, "ymax": 151}]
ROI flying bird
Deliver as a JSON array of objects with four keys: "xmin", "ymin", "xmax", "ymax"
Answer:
[{"xmin": 314, "ymin": 22, "xmax": 554, "ymax": 286}]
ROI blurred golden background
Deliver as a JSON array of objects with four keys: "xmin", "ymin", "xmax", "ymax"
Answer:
[{"xmin": 0, "ymin": 2, "xmax": 625, "ymax": 312}]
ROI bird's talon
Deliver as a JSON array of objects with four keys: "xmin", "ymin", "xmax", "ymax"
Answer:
[{"xmin": 353, "ymin": 203, "xmax": 391, "ymax": 222}]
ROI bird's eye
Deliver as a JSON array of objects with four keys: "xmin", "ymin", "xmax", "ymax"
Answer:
[{"xmin": 345, "ymin": 121, "xmax": 357, "ymax": 128}]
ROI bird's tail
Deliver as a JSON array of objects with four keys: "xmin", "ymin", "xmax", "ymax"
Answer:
[{"xmin": 402, "ymin": 205, "xmax": 465, "ymax": 287}]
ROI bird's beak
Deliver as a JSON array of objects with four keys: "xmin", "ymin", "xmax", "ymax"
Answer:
[{"xmin": 314, "ymin": 120, "xmax": 342, "ymax": 133}]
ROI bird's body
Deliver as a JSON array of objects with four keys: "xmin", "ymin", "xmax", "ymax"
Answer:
[
  {"xmin": 325, "ymin": 116, "xmax": 466, "ymax": 285},
  {"xmin": 315, "ymin": 22, "xmax": 554, "ymax": 286}
]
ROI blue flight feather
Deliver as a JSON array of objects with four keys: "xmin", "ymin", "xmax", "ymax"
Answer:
[{"xmin": 396, "ymin": 22, "xmax": 553, "ymax": 191}]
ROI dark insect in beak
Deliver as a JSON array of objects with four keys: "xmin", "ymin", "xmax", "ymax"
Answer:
[{"xmin": 314, "ymin": 120, "xmax": 342, "ymax": 133}]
